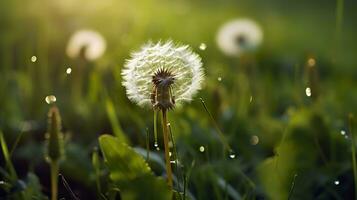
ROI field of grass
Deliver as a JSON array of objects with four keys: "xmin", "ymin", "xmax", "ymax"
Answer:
[{"xmin": 1, "ymin": 0, "xmax": 357, "ymax": 199}]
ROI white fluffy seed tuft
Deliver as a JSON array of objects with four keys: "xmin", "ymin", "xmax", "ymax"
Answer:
[{"xmin": 122, "ymin": 41, "xmax": 205, "ymax": 108}]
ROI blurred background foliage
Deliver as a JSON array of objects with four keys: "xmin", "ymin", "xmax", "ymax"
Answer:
[{"xmin": 1, "ymin": 0, "xmax": 357, "ymax": 199}]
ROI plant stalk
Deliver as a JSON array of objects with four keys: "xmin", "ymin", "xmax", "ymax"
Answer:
[
  {"xmin": 50, "ymin": 160, "xmax": 59, "ymax": 200},
  {"xmin": 161, "ymin": 109, "xmax": 173, "ymax": 189}
]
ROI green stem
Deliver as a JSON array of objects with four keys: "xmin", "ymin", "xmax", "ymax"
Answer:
[
  {"xmin": 50, "ymin": 160, "xmax": 59, "ymax": 200},
  {"xmin": 161, "ymin": 109, "xmax": 173, "ymax": 189}
]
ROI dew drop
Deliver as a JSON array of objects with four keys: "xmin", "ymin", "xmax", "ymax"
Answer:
[
  {"xmin": 307, "ymin": 58, "xmax": 316, "ymax": 67},
  {"xmin": 305, "ymin": 87, "xmax": 311, "ymax": 97},
  {"xmin": 199, "ymin": 146, "xmax": 205, "ymax": 152},
  {"xmin": 217, "ymin": 77, "xmax": 222, "ymax": 82},
  {"xmin": 229, "ymin": 151, "xmax": 236, "ymax": 159},
  {"xmin": 154, "ymin": 142, "xmax": 159, "ymax": 147},
  {"xmin": 45, "ymin": 95, "xmax": 56, "ymax": 104},
  {"xmin": 249, "ymin": 96, "xmax": 253, "ymax": 103},
  {"xmin": 199, "ymin": 43, "xmax": 207, "ymax": 50},
  {"xmin": 340, "ymin": 130, "xmax": 346, "ymax": 136},
  {"xmin": 31, "ymin": 56, "xmax": 37, "ymax": 63},
  {"xmin": 66, "ymin": 67, "xmax": 72, "ymax": 75},
  {"xmin": 156, "ymin": 147, "xmax": 160, "ymax": 151},
  {"xmin": 334, "ymin": 180, "xmax": 340, "ymax": 185},
  {"xmin": 169, "ymin": 152, "xmax": 172, "ymax": 157},
  {"xmin": 250, "ymin": 135, "xmax": 259, "ymax": 145}
]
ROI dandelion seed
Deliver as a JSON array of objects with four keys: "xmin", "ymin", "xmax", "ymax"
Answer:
[
  {"xmin": 122, "ymin": 41, "xmax": 204, "ymax": 109},
  {"xmin": 199, "ymin": 43, "xmax": 207, "ymax": 50},
  {"xmin": 31, "ymin": 56, "xmax": 37, "ymax": 63},
  {"xmin": 250, "ymin": 135, "xmax": 259, "ymax": 145},
  {"xmin": 305, "ymin": 87, "xmax": 311, "ymax": 97},
  {"xmin": 66, "ymin": 30, "xmax": 106, "ymax": 61},
  {"xmin": 216, "ymin": 19, "xmax": 263, "ymax": 57},
  {"xmin": 45, "ymin": 95, "xmax": 57, "ymax": 104},
  {"xmin": 66, "ymin": 67, "xmax": 72, "ymax": 75},
  {"xmin": 199, "ymin": 146, "xmax": 205, "ymax": 152}
]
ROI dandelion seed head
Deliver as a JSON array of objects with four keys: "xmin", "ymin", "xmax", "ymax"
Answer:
[
  {"xmin": 66, "ymin": 30, "xmax": 106, "ymax": 61},
  {"xmin": 216, "ymin": 19, "xmax": 263, "ymax": 57},
  {"xmin": 122, "ymin": 41, "xmax": 204, "ymax": 108}
]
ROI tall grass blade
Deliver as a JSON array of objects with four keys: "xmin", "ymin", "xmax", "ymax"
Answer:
[
  {"xmin": 349, "ymin": 114, "xmax": 357, "ymax": 200},
  {"xmin": 199, "ymin": 98, "xmax": 232, "ymax": 153},
  {"xmin": 105, "ymin": 97, "xmax": 128, "ymax": 143},
  {"xmin": 0, "ymin": 130, "xmax": 17, "ymax": 180}
]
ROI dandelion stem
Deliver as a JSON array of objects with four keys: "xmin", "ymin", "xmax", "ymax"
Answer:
[
  {"xmin": 161, "ymin": 109, "xmax": 173, "ymax": 189},
  {"xmin": 50, "ymin": 160, "xmax": 59, "ymax": 200}
]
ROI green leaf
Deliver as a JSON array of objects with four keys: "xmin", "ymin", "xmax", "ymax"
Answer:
[
  {"xmin": 105, "ymin": 98, "xmax": 129, "ymax": 144},
  {"xmin": 99, "ymin": 135, "xmax": 172, "ymax": 200},
  {"xmin": 0, "ymin": 130, "xmax": 17, "ymax": 180}
]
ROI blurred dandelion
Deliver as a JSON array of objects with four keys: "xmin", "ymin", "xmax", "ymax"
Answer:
[
  {"xmin": 122, "ymin": 41, "xmax": 204, "ymax": 108},
  {"xmin": 66, "ymin": 30, "xmax": 106, "ymax": 61},
  {"xmin": 216, "ymin": 19, "xmax": 263, "ymax": 57}
]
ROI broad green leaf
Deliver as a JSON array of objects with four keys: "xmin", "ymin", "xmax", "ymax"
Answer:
[
  {"xmin": 105, "ymin": 98, "xmax": 129, "ymax": 144},
  {"xmin": 99, "ymin": 135, "xmax": 172, "ymax": 200}
]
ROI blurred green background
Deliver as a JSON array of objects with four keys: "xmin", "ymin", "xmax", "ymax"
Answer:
[{"xmin": 1, "ymin": 0, "xmax": 357, "ymax": 199}]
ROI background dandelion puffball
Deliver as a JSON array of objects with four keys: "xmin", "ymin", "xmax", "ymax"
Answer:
[
  {"xmin": 66, "ymin": 30, "xmax": 107, "ymax": 61},
  {"xmin": 216, "ymin": 19, "xmax": 263, "ymax": 57},
  {"xmin": 122, "ymin": 41, "xmax": 204, "ymax": 108}
]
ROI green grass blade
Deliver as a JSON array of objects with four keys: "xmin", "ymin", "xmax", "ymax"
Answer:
[
  {"xmin": 0, "ymin": 130, "xmax": 17, "ymax": 180},
  {"xmin": 105, "ymin": 97, "xmax": 129, "ymax": 144}
]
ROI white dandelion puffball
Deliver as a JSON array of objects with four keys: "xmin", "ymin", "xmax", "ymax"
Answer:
[
  {"xmin": 66, "ymin": 30, "xmax": 106, "ymax": 61},
  {"xmin": 216, "ymin": 19, "xmax": 263, "ymax": 56},
  {"xmin": 122, "ymin": 41, "xmax": 204, "ymax": 108}
]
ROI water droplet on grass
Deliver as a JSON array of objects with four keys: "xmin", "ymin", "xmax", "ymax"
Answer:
[
  {"xmin": 66, "ymin": 67, "xmax": 72, "ymax": 74},
  {"xmin": 305, "ymin": 87, "xmax": 311, "ymax": 97},
  {"xmin": 249, "ymin": 96, "xmax": 253, "ymax": 103},
  {"xmin": 307, "ymin": 58, "xmax": 316, "ymax": 67},
  {"xmin": 218, "ymin": 77, "xmax": 222, "ymax": 81},
  {"xmin": 199, "ymin": 43, "xmax": 207, "ymax": 50},
  {"xmin": 250, "ymin": 135, "xmax": 259, "ymax": 145},
  {"xmin": 340, "ymin": 130, "xmax": 346, "ymax": 135},
  {"xmin": 199, "ymin": 146, "xmax": 205, "ymax": 152},
  {"xmin": 229, "ymin": 151, "xmax": 236, "ymax": 159},
  {"xmin": 45, "ymin": 95, "xmax": 56, "ymax": 104},
  {"xmin": 31, "ymin": 56, "xmax": 37, "ymax": 63},
  {"xmin": 334, "ymin": 180, "xmax": 340, "ymax": 185},
  {"xmin": 169, "ymin": 152, "xmax": 172, "ymax": 157}
]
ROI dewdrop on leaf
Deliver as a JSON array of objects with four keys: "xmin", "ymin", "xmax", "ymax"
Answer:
[
  {"xmin": 216, "ymin": 19, "xmax": 263, "ymax": 57},
  {"xmin": 66, "ymin": 30, "xmax": 106, "ymax": 61},
  {"xmin": 122, "ymin": 41, "xmax": 205, "ymax": 109}
]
